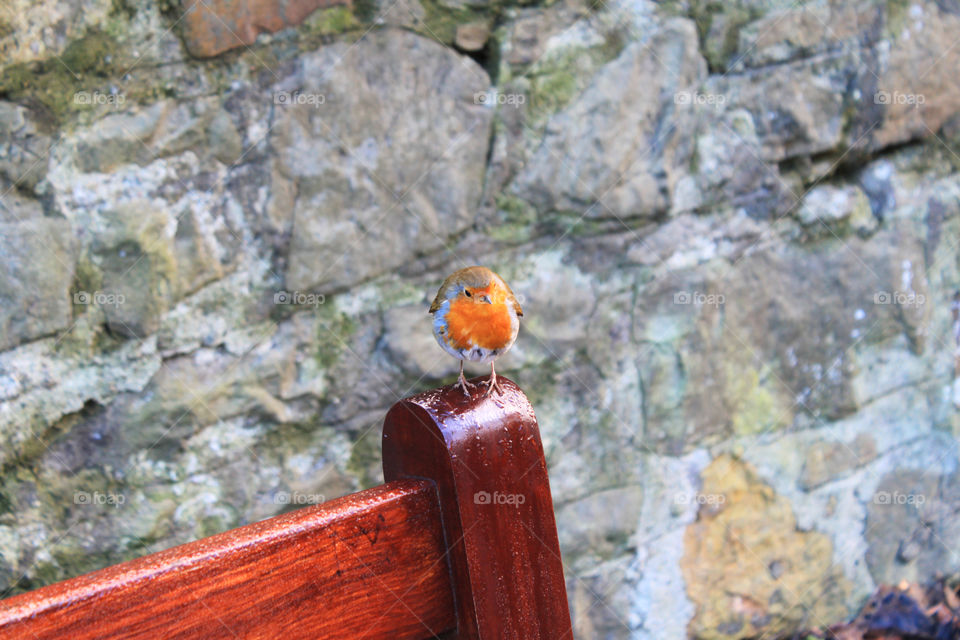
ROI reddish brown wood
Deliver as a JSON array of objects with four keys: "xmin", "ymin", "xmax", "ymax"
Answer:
[
  {"xmin": 0, "ymin": 378, "xmax": 571, "ymax": 640},
  {"xmin": 0, "ymin": 479, "xmax": 455, "ymax": 640},
  {"xmin": 382, "ymin": 376, "xmax": 573, "ymax": 640}
]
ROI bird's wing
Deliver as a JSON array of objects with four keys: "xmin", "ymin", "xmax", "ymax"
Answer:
[
  {"xmin": 429, "ymin": 272, "xmax": 457, "ymax": 313},
  {"xmin": 502, "ymin": 280, "xmax": 523, "ymax": 317}
]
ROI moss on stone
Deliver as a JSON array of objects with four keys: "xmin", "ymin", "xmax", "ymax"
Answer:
[
  {"xmin": 539, "ymin": 209, "xmax": 617, "ymax": 238},
  {"xmin": 725, "ymin": 364, "xmax": 787, "ymax": 436},
  {"xmin": 528, "ymin": 69, "xmax": 577, "ymax": 121},
  {"xmin": 29, "ymin": 544, "xmax": 137, "ymax": 595},
  {"xmin": 686, "ymin": 1, "xmax": 758, "ymax": 71},
  {"xmin": 346, "ymin": 428, "xmax": 381, "ymax": 488},
  {"xmin": 304, "ymin": 6, "xmax": 360, "ymax": 35},
  {"xmin": 655, "ymin": 0, "xmax": 689, "ymax": 18},
  {"xmin": 36, "ymin": 467, "xmax": 116, "ymax": 517},
  {"xmin": 489, "ymin": 193, "xmax": 538, "ymax": 244},
  {"xmin": 61, "ymin": 31, "xmax": 118, "ymax": 75},
  {"xmin": 0, "ymin": 63, "xmax": 77, "ymax": 120},
  {"xmin": 315, "ymin": 309, "xmax": 358, "ymax": 370},
  {"xmin": 515, "ymin": 355, "xmax": 565, "ymax": 407},
  {"xmin": 419, "ymin": 0, "xmax": 494, "ymax": 46},
  {"xmin": 686, "ymin": 1, "xmax": 718, "ymax": 58},
  {"xmin": 0, "ymin": 31, "xmax": 121, "ymax": 123},
  {"xmin": 413, "ymin": 0, "xmax": 557, "ymax": 46},
  {"xmin": 71, "ymin": 255, "xmax": 105, "ymax": 316},
  {"xmin": 353, "ymin": 0, "xmax": 379, "ymax": 24},
  {"xmin": 885, "ymin": 0, "xmax": 911, "ymax": 39},
  {"xmin": 525, "ymin": 29, "xmax": 627, "ymax": 124},
  {"xmin": 109, "ymin": 0, "xmax": 137, "ymax": 21},
  {"xmin": 197, "ymin": 512, "xmax": 234, "ymax": 538},
  {"xmin": 0, "ymin": 24, "xmax": 187, "ymax": 126},
  {"xmin": 262, "ymin": 420, "xmax": 316, "ymax": 460},
  {"xmin": 371, "ymin": 279, "xmax": 423, "ymax": 310},
  {"xmin": 0, "ymin": 471, "xmax": 15, "ymax": 517}
]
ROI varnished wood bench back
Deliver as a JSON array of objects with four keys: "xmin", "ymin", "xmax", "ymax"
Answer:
[{"xmin": 0, "ymin": 378, "xmax": 572, "ymax": 639}]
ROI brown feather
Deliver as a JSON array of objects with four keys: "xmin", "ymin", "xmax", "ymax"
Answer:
[{"xmin": 428, "ymin": 266, "xmax": 523, "ymax": 317}]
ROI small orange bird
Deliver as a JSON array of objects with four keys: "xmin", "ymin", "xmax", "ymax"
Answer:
[{"xmin": 429, "ymin": 266, "xmax": 523, "ymax": 396}]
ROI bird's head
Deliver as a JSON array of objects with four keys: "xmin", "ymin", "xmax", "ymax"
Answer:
[
  {"xmin": 430, "ymin": 266, "xmax": 523, "ymax": 316},
  {"xmin": 456, "ymin": 281, "xmax": 497, "ymax": 306}
]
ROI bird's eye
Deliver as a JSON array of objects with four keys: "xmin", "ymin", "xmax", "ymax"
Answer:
[{"xmin": 464, "ymin": 289, "xmax": 472, "ymax": 297}]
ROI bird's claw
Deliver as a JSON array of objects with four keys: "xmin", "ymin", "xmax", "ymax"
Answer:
[
  {"xmin": 454, "ymin": 372, "xmax": 476, "ymax": 397},
  {"xmin": 483, "ymin": 373, "xmax": 504, "ymax": 396},
  {"xmin": 453, "ymin": 368, "xmax": 503, "ymax": 398}
]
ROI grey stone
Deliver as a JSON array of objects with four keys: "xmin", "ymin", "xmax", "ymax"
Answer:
[
  {"xmin": 627, "ymin": 219, "xmax": 932, "ymax": 454},
  {"xmin": 0, "ymin": 101, "xmax": 53, "ymax": 192},
  {"xmin": 0, "ymin": 0, "xmax": 113, "ymax": 71},
  {"xmin": 382, "ymin": 303, "xmax": 456, "ymax": 380},
  {"xmin": 90, "ymin": 202, "xmax": 176, "ymax": 339},
  {"xmin": 800, "ymin": 433, "xmax": 878, "ymax": 490},
  {"xmin": 276, "ymin": 29, "xmax": 493, "ymax": 294},
  {"xmin": 557, "ymin": 485, "xmax": 643, "ymax": 560},
  {"xmin": 710, "ymin": 53, "xmax": 851, "ymax": 164},
  {"xmin": 511, "ymin": 18, "xmax": 706, "ymax": 219},
  {"xmin": 0, "ymin": 218, "xmax": 76, "ymax": 351},
  {"xmin": 63, "ymin": 99, "xmax": 244, "ymax": 174},
  {"xmin": 795, "ymin": 183, "xmax": 879, "ymax": 238},
  {"xmin": 0, "ymin": 187, "xmax": 44, "ymax": 223},
  {"xmin": 866, "ymin": 468, "xmax": 960, "ymax": 585},
  {"xmin": 1, "ymin": 8, "xmax": 960, "ymax": 639},
  {"xmin": 734, "ymin": 2, "xmax": 883, "ymax": 70}
]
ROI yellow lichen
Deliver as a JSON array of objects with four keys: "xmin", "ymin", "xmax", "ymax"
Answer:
[{"xmin": 681, "ymin": 455, "xmax": 852, "ymax": 639}]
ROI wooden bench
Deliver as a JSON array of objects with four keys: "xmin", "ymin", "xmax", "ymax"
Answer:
[{"xmin": 0, "ymin": 377, "xmax": 572, "ymax": 639}]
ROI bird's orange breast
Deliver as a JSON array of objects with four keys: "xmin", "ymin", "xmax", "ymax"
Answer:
[{"xmin": 445, "ymin": 298, "xmax": 514, "ymax": 351}]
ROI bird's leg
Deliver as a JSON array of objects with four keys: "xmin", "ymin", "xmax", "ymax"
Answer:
[
  {"xmin": 453, "ymin": 360, "xmax": 475, "ymax": 397},
  {"xmin": 484, "ymin": 361, "xmax": 504, "ymax": 396}
]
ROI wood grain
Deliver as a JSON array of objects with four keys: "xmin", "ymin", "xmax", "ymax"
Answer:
[
  {"xmin": 0, "ymin": 378, "xmax": 573, "ymax": 639},
  {"xmin": 0, "ymin": 479, "xmax": 455, "ymax": 640},
  {"xmin": 382, "ymin": 376, "xmax": 573, "ymax": 640}
]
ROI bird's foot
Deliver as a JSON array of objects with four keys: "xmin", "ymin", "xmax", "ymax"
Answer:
[
  {"xmin": 483, "ymin": 373, "xmax": 504, "ymax": 396},
  {"xmin": 453, "ymin": 372, "xmax": 476, "ymax": 397}
]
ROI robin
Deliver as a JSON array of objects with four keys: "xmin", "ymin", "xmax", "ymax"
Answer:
[{"xmin": 429, "ymin": 266, "xmax": 523, "ymax": 396}]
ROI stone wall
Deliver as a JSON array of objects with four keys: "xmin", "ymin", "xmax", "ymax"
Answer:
[{"xmin": 2, "ymin": 0, "xmax": 960, "ymax": 638}]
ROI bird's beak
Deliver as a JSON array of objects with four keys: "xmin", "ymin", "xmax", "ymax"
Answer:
[{"xmin": 479, "ymin": 294, "xmax": 492, "ymax": 304}]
